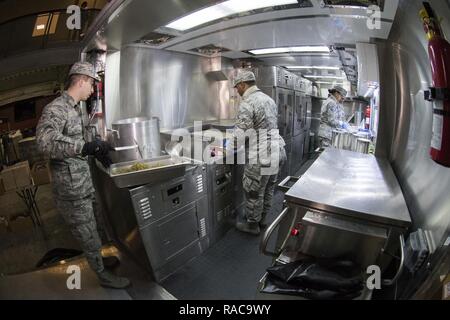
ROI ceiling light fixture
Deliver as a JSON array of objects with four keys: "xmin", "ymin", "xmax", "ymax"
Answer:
[
  {"xmin": 304, "ymin": 75, "xmax": 346, "ymax": 79},
  {"xmin": 286, "ymin": 66, "xmax": 341, "ymax": 70},
  {"xmin": 166, "ymin": 0, "xmax": 298, "ymax": 31},
  {"xmin": 315, "ymin": 81, "xmax": 343, "ymax": 84},
  {"xmin": 249, "ymin": 46, "xmax": 330, "ymax": 55}
]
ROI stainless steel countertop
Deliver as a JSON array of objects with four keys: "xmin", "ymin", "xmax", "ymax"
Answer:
[{"xmin": 286, "ymin": 148, "xmax": 412, "ymax": 228}]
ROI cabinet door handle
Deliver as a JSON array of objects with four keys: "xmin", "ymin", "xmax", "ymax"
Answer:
[
  {"xmin": 260, "ymin": 207, "xmax": 297, "ymax": 257},
  {"xmin": 382, "ymin": 234, "xmax": 405, "ymax": 286}
]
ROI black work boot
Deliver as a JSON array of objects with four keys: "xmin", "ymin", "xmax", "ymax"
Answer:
[
  {"xmin": 102, "ymin": 256, "xmax": 120, "ymax": 269},
  {"xmin": 97, "ymin": 270, "xmax": 131, "ymax": 289},
  {"xmin": 236, "ymin": 221, "xmax": 261, "ymax": 236},
  {"xmin": 259, "ymin": 221, "xmax": 268, "ymax": 230},
  {"xmin": 259, "ymin": 213, "xmax": 268, "ymax": 230}
]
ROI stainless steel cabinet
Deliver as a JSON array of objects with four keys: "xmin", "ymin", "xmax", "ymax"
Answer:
[
  {"xmin": 290, "ymin": 132, "xmax": 305, "ymax": 175},
  {"xmin": 275, "ymin": 87, "xmax": 294, "ymax": 140},
  {"xmin": 290, "ymin": 91, "xmax": 311, "ymax": 175},
  {"xmin": 207, "ymin": 163, "xmax": 235, "ymax": 244},
  {"xmin": 138, "ymin": 198, "xmax": 209, "ymax": 281},
  {"xmin": 255, "ymin": 66, "xmax": 295, "ymax": 141},
  {"xmin": 293, "ymin": 91, "xmax": 305, "ymax": 137},
  {"xmin": 279, "ymin": 139, "xmax": 292, "ymax": 180},
  {"xmin": 232, "ymin": 163, "xmax": 245, "ymax": 218},
  {"xmin": 94, "ymin": 163, "xmax": 211, "ymax": 283}
]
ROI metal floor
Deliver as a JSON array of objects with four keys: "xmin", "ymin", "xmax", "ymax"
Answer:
[
  {"xmin": 160, "ymin": 191, "xmax": 284, "ymax": 300},
  {"xmin": 160, "ymin": 158, "xmax": 317, "ymax": 300}
]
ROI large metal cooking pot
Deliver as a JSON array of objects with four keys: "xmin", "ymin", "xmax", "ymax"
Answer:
[
  {"xmin": 356, "ymin": 138, "xmax": 370, "ymax": 154},
  {"xmin": 332, "ymin": 130, "xmax": 352, "ymax": 150},
  {"xmin": 331, "ymin": 130, "xmax": 343, "ymax": 148},
  {"xmin": 342, "ymin": 132, "xmax": 353, "ymax": 150},
  {"xmin": 350, "ymin": 132, "xmax": 371, "ymax": 152},
  {"xmin": 108, "ymin": 117, "xmax": 161, "ymax": 163}
]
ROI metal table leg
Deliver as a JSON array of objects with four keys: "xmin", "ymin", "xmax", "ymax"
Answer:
[
  {"xmin": 27, "ymin": 186, "xmax": 42, "ymax": 226},
  {"xmin": 16, "ymin": 189, "xmax": 37, "ymax": 226}
]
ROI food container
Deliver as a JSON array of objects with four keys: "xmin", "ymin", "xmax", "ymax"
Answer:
[{"xmin": 107, "ymin": 155, "xmax": 191, "ymax": 188}]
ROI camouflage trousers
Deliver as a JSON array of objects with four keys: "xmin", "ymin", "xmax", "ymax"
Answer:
[
  {"xmin": 54, "ymin": 194, "xmax": 104, "ymax": 274},
  {"xmin": 242, "ymin": 164, "xmax": 278, "ymax": 224}
]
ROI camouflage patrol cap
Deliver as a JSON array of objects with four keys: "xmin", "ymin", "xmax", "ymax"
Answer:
[
  {"xmin": 233, "ymin": 69, "xmax": 256, "ymax": 87},
  {"xmin": 68, "ymin": 61, "xmax": 100, "ymax": 81},
  {"xmin": 329, "ymin": 85, "xmax": 347, "ymax": 97}
]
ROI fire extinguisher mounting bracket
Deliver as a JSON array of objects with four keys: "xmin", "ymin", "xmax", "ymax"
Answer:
[{"xmin": 424, "ymin": 87, "xmax": 450, "ymax": 102}]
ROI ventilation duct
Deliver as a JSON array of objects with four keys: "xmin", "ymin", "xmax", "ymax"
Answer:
[
  {"xmin": 321, "ymin": 0, "xmax": 385, "ymax": 10},
  {"xmin": 189, "ymin": 44, "xmax": 230, "ymax": 56}
]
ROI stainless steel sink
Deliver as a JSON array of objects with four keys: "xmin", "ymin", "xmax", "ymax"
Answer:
[{"xmin": 103, "ymin": 156, "xmax": 192, "ymax": 188}]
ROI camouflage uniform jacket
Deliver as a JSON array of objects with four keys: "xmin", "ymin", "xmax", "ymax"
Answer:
[
  {"xmin": 318, "ymin": 94, "xmax": 346, "ymax": 141},
  {"xmin": 36, "ymin": 91, "xmax": 94, "ymax": 200},
  {"xmin": 235, "ymin": 86, "xmax": 286, "ymax": 168}
]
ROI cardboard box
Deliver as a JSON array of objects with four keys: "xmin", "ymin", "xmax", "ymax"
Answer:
[
  {"xmin": 5, "ymin": 130, "xmax": 23, "ymax": 163},
  {"xmin": 0, "ymin": 160, "xmax": 31, "ymax": 190},
  {"xmin": 31, "ymin": 160, "xmax": 51, "ymax": 186},
  {"xmin": 1, "ymin": 168, "xmax": 15, "ymax": 190},
  {"xmin": 14, "ymin": 161, "xmax": 31, "ymax": 188}
]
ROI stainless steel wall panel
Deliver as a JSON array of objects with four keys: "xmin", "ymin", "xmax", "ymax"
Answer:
[
  {"xmin": 374, "ymin": 1, "xmax": 450, "ymax": 295},
  {"xmin": 105, "ymin": 51, "xmax": 122, "ymax": 131},
  {"xmin": 377, "ymin": 0, "xmax": 450, "ymax": 255},
  {"xmin": 116, "ymin": 44, "xmax": 232, "ymax": 130}
]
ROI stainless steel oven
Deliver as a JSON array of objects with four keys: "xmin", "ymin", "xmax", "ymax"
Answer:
[{"xmin": 93, "ymin": 162, "xmax": 211, "ymax": 282}]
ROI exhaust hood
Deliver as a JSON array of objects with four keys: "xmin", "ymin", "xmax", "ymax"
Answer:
[{"xmin": 205, "ymin": 71, "xmax": 229, "ymax": 82}]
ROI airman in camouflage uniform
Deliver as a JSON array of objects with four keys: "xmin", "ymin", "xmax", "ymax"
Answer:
[
  {"xmin": 233, "ymin": 70, "xmax": 287, "ymax": 236},
  {"xmin": 318, "ymin": 85, "xmax": 349, "ymax": 147},
  {"xmin": 36, "ymin": 62, "xmax": 130, "ymax": 289}
]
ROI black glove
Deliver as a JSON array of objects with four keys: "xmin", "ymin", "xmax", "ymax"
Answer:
[
  {"xmin": 82, "ymin": 140, "xmax": 114, "ymax": 168},
  {"xmin": 82, "ymin": 140, "xmax": 113, "ymax": 157},
  {"xmin": 96, "ymin": 153, "xmax": 113, "ymax": 169}
]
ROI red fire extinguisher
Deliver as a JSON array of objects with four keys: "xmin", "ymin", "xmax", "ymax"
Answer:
[
  {"xmin": 421, "ymin": 3, "xmax": 450, "ymax": 167},
  {"xmin": 365, "ymin": 106, "xmax": 371, "ymax": 130},
  {"xmin": 95, "ymin": 80, "xmax": 104, "ymax": 115}
]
